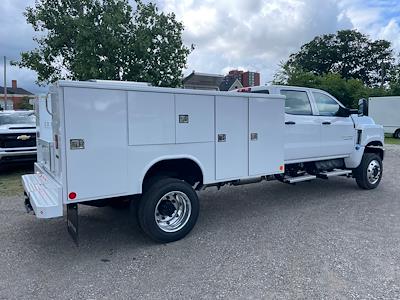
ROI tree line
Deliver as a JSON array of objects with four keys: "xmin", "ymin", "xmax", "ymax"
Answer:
[
  {"xmin": 274, "ymin": 30, "xmax": 400, "ymax": 108},
  {"xmin": 15, "ymin": 1, "xmax": 400, "ymax": 107}
]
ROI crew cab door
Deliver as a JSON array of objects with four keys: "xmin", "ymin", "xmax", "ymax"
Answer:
[
  {"xmin": 279, "ymin": 89, "xmax": 321, "ymax": 161},
  {"xmin": 311, "ymin": 91, "xmax": 355, "ymax": 156}
]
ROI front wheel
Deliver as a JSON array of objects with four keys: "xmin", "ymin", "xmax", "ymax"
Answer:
[
  {"xmin": 353, "ymin": 153, "xmax": 383, "ymax": 190},
  {"xmin": 394, "ymin": 129, "xmax": 400, "ymax": 139},
  {"xmin": 137, "ymin": 178, "xmax": 199, "ymax": 243}
]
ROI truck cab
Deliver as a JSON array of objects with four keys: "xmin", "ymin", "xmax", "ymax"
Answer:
[{"xmin": 237, "ymin": 85, "xmax": 384, "ymax": 171}]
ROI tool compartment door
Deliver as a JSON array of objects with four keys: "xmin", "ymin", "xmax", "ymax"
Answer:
[
  {"xmin": 215, "ymin": 96, "xmax": 248, "ymax": 180},
  {"xmin": 249, "ymin": 96, "xmax": 285, "ymax": 176},
  {"xmin": 64, "ymin": 87, "xmax": 128, "ymax": 201}
]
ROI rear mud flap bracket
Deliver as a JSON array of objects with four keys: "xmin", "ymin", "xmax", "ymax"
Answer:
[{"xmin": 67, "ymin": 203, "xmax": 79, "ymax": 246}]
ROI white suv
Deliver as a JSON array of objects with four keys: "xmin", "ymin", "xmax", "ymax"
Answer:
[{"xmin": 0, "ymin": 110, "xmax": 37, "ymax": 166}]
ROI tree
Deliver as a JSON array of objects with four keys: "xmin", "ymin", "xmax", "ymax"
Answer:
[
  {"xmin": 278, "ymin": 30, "xmax": 396, "ymax": 87},
  {"xmin": 14, "ymin": 0, "xmax": 191, "ymax": 87}
]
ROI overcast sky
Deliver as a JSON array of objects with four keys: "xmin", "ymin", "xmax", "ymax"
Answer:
[{"xmin": 0, "ymin": 0, "xmax": 399, "ymax": 94}]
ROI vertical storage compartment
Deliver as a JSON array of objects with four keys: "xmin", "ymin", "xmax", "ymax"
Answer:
[
  {"xmin": 64, "ymin": 87, "xmax": 128, "ymax": 200},
  {"xmin": 215, "ymin": 96, "xmax": 248, "ymax": 180},
  {"xmin": 248, "ymin": 96, "xmax": 284, "ymax": 176}
]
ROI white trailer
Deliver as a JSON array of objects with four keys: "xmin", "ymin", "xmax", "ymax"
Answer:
[
  {"xmin": 368, "ymin": 96, "xmax": 400, "ymax": 138},
  {"xmin": 22, "ymin": 81, "xmax": 384, "ymax": 243}
]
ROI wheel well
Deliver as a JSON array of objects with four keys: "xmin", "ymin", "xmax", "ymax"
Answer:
[
  {"xmin": 365, "ymin": 141, "xmax": 384, "ymax": 160},
  {"xmin": 143, "ymin": 159, "xmax": 203, "ymax": 189}
]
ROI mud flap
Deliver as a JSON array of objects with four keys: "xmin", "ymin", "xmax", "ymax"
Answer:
[{"xmin": 67, "ymin": 203, "xmax": 79, "ymax": 246}]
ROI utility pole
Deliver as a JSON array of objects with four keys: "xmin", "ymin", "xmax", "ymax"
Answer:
[{"xmin": 3, "ymin": 56, "xmax": 7, "ymax": 110}]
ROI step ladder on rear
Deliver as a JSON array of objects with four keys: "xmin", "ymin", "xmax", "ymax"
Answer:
[{"xmin": 22, "ymin": 171, "xmax": 63, "ymax": 219}]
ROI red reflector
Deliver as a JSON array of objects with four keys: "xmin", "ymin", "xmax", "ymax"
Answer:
[
  {"xmin": 68, "ymin": 192, "xmax": 77, "ymax": 200},
  {"xmin": 279, "ymin": 165, "xmax": 284, "ymax": 171}
]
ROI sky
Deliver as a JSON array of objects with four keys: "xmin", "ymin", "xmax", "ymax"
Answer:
[{"xmin": 0, "ymin": 0, "xmax": 399, "ymax": 94}]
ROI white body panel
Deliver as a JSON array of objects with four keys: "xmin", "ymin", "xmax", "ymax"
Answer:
[
  {"xmin": 63, "ymin": 87, "xmax": 129, "ymax": 200},
  {"xmin": 215, "ymin": 96, "xmax": 248, "ymax": 180},
  {"xmin": 175, "ymin": 94, "xmax": 214, "ymax": 144},
  {"xmin": 128, "ymin": 91, "xmax": 175, "ymax": 145},
  {"xmin": 318, "ymin": 116, "xmax": 355, "ymax": 156},
  {"xmin": 249, "ymin": 97, "xmax": 284, "ymax": 175},
  {"xmin": 25, "ymin": 80, "xmax": 286, "ymax": 217},
  {"xmin": 369, "ymin": 97, "xmax": 400, "ymax": 134},
  {"xmin": 284, "ymin": 114, "xmax": 321, "ymax": 161}
]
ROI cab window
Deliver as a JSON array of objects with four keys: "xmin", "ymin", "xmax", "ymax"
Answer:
[
  {"xmin": 313, "ymin": 92, "xmax": 340, "ymax": 116},
  {"xmin": 281, "ymin": 90, "xmax": 312, "ymax": 115}
]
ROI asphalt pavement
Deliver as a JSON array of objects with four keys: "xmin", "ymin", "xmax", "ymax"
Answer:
[{"xmin": 0, "ymin": 145, "xmax": 399, "ymax": 299}]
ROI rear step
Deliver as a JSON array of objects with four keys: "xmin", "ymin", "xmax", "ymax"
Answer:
[{"xmin": 283, "ymin": 169, "xmax": 353, "ymax": 184}]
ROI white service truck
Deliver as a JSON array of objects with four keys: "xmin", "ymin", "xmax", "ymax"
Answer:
[
  {"xmin": 22, "ymin": 80, "xmax": 384, "ymax": 243},
  {"xmin": 367, "ymin": 96, "xmax": 400, "ymax": 138}
]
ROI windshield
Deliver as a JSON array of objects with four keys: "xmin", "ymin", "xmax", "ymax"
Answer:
[{"xmin": 0, "ymin": 112, "xmax": 36, "ymax": 126}]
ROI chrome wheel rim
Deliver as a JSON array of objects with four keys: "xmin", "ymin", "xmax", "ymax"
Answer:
[
  {"xmin": 367, "ymin": 160, "xmax": 381, "ymax": 185},
  {"xmin": 155, "ymin": 191, "xmax": 192, "ymax": 233}
]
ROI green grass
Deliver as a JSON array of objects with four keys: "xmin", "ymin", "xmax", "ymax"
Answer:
[
  {"xmin": 0, "ymin": 167, "xmax": 32, "ymax": 197},
  {"xmin": 385, "ymin": 136, "xmax": 400, "ymax": 145}
]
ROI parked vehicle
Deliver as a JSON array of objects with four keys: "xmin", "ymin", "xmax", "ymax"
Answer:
[
  {"xmin": 0, "ymin": 110, "xmax": 37, "ymax": 166},
  {"xmin": 366, "ymin": 96, "xmax": 400, "ymax": 139},
  {"xmin": 22, "ymin": 81, "xmax": 384, "ymax": 244}
]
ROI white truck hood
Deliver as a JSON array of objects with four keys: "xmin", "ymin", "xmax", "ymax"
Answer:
[{"xmin": 351, "ymin": 114, "xmax": 384, "ymax": 146}]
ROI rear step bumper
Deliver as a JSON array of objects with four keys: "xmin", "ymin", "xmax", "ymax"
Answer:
[{"xmin": 22, "ymin": 165, "xmax": 63, "ymax": 219}]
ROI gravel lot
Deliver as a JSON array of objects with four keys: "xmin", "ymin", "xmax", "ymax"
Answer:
[{"xmin": 0, "ymin": 146, "xmax": 399, "ymax": 299}]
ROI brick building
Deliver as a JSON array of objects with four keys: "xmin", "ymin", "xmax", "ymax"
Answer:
[
  {"xmin": 182, "ymin": 70, "xmax": 260, "ymax": 91},
  {"xmin": 0, "ymin": 80, "xmax": 35, "ymax": 110},
  {"xmin": 182, "ymin": 71, "xmax": 225, "ymax": 90},
  {"xmin": 241, "ymin": 71, "xmax": 260, "ymax": 87},
  {"xmin": 225, "ymin": 70, "xmax": 260, "ymax": 88}
]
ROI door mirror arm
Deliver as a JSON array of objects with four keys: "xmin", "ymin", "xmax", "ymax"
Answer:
[{"xmin": 336, "ymin": 106, "xmax": 355, "ymax": 117}]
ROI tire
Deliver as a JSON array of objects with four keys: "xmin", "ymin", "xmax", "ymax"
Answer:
[
  {"xmin": 353, "ymin": 153, "xmax": 383, "ymax": 190},
  {"xmin": 137, "ymin": 177, "xmax": 199, "ymax": 243},
  {"xmin": 394, "ymin": 129, "xmax": 400, "ymax": 139}
]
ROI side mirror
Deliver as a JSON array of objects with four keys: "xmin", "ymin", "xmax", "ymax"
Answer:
[
  {"xmin": 358, "ymin": 98, "xmax": 368, "ymax": 116},
  {"xmin": 336, "ymin": 106, "xmax": 358, "ymax": 117}
]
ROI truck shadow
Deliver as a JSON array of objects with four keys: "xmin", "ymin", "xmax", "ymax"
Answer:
[{"xmin": 22, "ymin": 175, "xmax": 377, "ymax": 254}]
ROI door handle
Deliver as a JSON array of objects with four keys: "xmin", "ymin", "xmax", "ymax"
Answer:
[
  {"xmin": 285, "ymin": 121, "xmax": 296, "ymax": 125},
  {"xmin": 322, "ymin": 121, "xmax": 331, "ymax": 125}
]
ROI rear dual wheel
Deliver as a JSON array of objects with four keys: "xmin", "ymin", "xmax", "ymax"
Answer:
[{"xmin": 137, "ymin": 178, "xmax": 199, "ymax": 243}]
